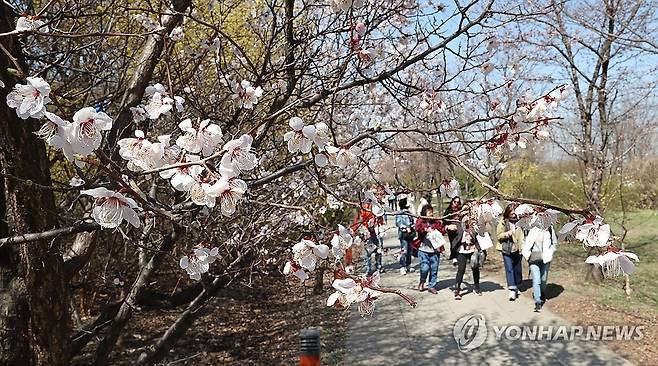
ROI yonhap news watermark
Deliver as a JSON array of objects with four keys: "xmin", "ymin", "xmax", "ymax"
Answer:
[{"xmin": 453, "ymin": 313, "xmax": 644, "ymax": 351}]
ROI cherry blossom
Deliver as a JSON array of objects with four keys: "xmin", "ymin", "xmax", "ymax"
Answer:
[
  {"xmin": 331, "ymin": 224, "xmax": 353, "ymax": 259},
  {"xmin": 355, "ymin": 22, "xmax": 367, "ymax": 38},
  {"xmin": 117, "ymin": 130, "xmax": 165, "ymax": 171},
  {"xmin": 585, "ymin": 250, "xmax": 639, "ymax": 277},
  {"xmin": 219, "ymin": 134, "xmax": 258, "ymax": 176},
  {"xmin": 292, "ymin": 239, "xmax": 329, "ymax": 273},
  {"xmin": 560, "ymin": 216, "xmax": 610, "ymax": 247},
  {"xmin": 179, "ymin": 246, "xmax": 220, "ymax": 280},
  {"xmin": 230, "ymin": 80, "xmax": 263, "ymax": 109},
  {"xmin": 175, "ymin": 118, "xmax": 223, "ymax": 156},
  {"xmin": 313, "ymin": 122, "xmax": 330, "ymax": 150},
  {"xmin": 328, "ymin": 145, "xmax": 362, "ymax": 169},
  {"xmin": 283, "ymin": 259, "xmax": 309, "ymax": 281},
  {"xmin": 363, "ymin": 190, "xmax": 385, "ymax": 217},
  {"xmin": 188, "ymin": 182, "xmax": 216, "ymax": 208},
  {"xmin": 6, "ymin": 76, "xmax": 51, "ymax": 119},
  {"xmin": 159, "ymin": 154, "xmax": 203, "ymax": 191},
  {"xmin": 130, "ymin": 105, "xmax": 148, "ymax": 122},
  {"xmin": 472, "ymin": 198, "xmax": 503, "ymax": 231},
  {"xmin": 144, "ymin": 91, "xmax": 184, "ymax": 120},
  {"xmin": 419, "ymin": 93, "xmax": 446, "ymax": 117},
  {"xmin": 439, "ymin": 178, "xmax": 460, "ymax": 198},
  {"xmin": 327, "ymin": 274, "xmax": 380, "ymax": 316},
  {"xmin": 202, "ymin": 176, "xmax": 247, "ymax": 216},
  {"xmin": 68, "ymin": 107, "xmax": 113, "ymax": 155},
  {"xmin": 81, "ymin": 187, "xmax": 140, "ymax": 229},
  {"xmin": 284, "ymin": 117, "xmax": 316, "ymax": 154},
  {"xmin": 15, "ymin": 15, "xmax": 49, "ymax": 32},
  {"xmin": 35, "ymin": 112, "xmax": 75, "ymax": 162},
  {"xmin": 68, "ymin": 176, "xmax": 85, "ymax": 187}
]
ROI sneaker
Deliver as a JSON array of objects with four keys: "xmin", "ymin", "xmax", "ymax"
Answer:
[
  {"xmin": 475, "ymin": 286, "xmax": 482, "ymax": 296},
  {"xmin": 534, "ymin": 302, "xmax": 543, "ymax": 312},
  {"xmin": 408, "ymin": 267, "xmax": 416, "ymax": 273},
  {"xmin": 508, "ymin": 290, "xmax": 517, "ymax": 301},
  {"xmin": 454, "ymin": 289, "xmax": 462, "ymax": 300},
  {"xmin": 400, "ymin": 267, "xmax": 407, "ymax": 275},
  {"xmin": 428, "ymin": 288, "xmax": 438, "ymax": 294},
  {"xmin": 418, "ymin": 283, "xmax": 426, "ymax": 292},
  {"xmin": 452, "ymin": 258, "xmax": 458, "ymax": 266},
  {"xmin": 379, "ymin": 268, "xmax": 386, "ymax": 274}
]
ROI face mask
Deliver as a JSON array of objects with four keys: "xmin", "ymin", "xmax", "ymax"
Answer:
[{"xmin": 509, "ymin": 217, "xmax": 519, "ymax": 223}]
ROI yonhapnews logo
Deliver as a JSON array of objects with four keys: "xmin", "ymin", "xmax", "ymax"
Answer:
[{"xmin": 453, "ymin": 313, "xmax": 488, "ymax": 351}]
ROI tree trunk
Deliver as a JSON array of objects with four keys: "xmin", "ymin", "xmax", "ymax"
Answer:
[
  {"xmin": 585, "ymin": 263, "xmax": 604, "ymax": 284},
  {"xmin": 0, "ymin": 5, "xmax": 70, "ymax": 365}
]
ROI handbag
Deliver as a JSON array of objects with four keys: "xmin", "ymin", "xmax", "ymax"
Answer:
[{"xmin": 402, "ymin": 214, "xmax": 416, "ymax": 241}]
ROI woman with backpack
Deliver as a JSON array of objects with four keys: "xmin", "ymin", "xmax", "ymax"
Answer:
[
  {"xmin": 413, "ymin": 205, "xmax": 445, "ymax": 294},
  {"xmin": 395, "ymin": 196, "xmax": 415, "ymax": 275},
  {"xmin": 496, "ymin": 204, "xmax": 525, "ymax": 301},
  {"xmin": 522, "ymin": 225, "xmax": 557, "ymax": 312}
]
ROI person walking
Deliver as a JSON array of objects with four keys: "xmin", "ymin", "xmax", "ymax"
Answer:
[
  {"xmin": 496, "ymin": 204, "xmax": 525, "ymax": 301},
  {"xmin": 443, "ymin": 196, "xmax": 464, "ymax": 267},
  {"xmin": 522, "ymin": 225, "xmax": 557, "ymax": 312},
  {"xmin": 413, "ymin": 205, "xmax": 445, "ymax": 294},
  {"xmin": 395, "ymin": 197, "xmax": 415, "ymax": 275},
  {"xmin": 417, "ymin": 193, "xmax": 429, "ymax": 216},
  {"xmin": 453, "ymin": 220, "xmax": 483, "ymax": 299},
  {"xmin": 351, "ymin": 203, "xmax": 385, "ymax": 275}
]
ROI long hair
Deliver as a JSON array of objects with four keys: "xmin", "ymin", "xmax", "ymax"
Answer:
[
  {"xmin": 420, "ymin": 204, "xmax": 433, "ymax": 217},
  {"xmin": 503, "ymin": 203, "xmax": 516, "ymax": 220}
]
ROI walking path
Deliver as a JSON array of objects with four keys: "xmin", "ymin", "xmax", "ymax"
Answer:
[{"xmin": 344, "ymin": 222, "xmax": 633, "ymax": 365}]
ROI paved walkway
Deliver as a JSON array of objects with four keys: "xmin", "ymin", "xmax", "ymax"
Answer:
[{"xmin": 344, "ymin": 223, "xmax": 633, "ymax": 366}]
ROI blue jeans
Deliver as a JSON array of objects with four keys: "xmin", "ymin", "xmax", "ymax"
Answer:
[
  {"xmin": 418, "ymin": 250, "xmax": 440, "ymax": 289},
  {"xmin": 364, "ymin": 236, "xmax": 382, "ymax": 274},
  {"xmin": 529, "ymin": 262, "xmax": 551, "ymax": 304},
  {"xmin": 502, "ymin": 252, "xmax": 522, "ymax": 289},
  {"xmin": 398, "ymin": 233, "xmax": 411, "ymax": 269}
]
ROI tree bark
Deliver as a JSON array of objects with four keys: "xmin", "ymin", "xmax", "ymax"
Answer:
[{"xmin": 0, "ymin": 5, "xmax": 71, "ymax": 365}]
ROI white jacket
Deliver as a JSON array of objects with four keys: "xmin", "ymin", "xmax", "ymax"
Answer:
[{"xmin": 522, "ymin": 226, "xmax": 557, "ymax": 264}]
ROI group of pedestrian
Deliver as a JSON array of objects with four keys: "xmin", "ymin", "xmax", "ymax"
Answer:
[{"xmin": 393, "ymin": 194, "xmax": 556, "ymax": 312}]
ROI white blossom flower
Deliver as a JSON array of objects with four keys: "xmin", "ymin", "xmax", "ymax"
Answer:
[
  {"xmin": 355, "ymin": 22, "xmax": 367, "ymax": 38},
  {"xmin": 68, "ymin": 107, "xmax": 113, "ymax": 155},
  {"xmin": 159, "ymin": 154, "xmax": 203, "ymax": 191},
  {"xmin": 363, "ymin": 190, "xmax": 385, "ymax": 217},
  {"xmin": 81, "ymin": 187, "xmax": 140, "ymax": 228},
  {"xmin": 175, "ymin": 118, "xmax": 223, "ymax": 156},
  {"xmin": 472, "ymin": 198, "xmax": 503, "ymax": 231},
  {"xmin": 16, "ymin": 15, "xmax": 49, "ymax": 32},
  {"xmin": 202, "ymin": 176, "xmax": 247, "ymax": 216},
  {"xmin": 585, "ymin": 250, "xmax": 639, "ymax": 277},
  {"xmin": 314, "ymin": 153, "xmax": 329, "ymax": 167},
  {"xmin": 313, "ymin": 122, "xmax": 331, "ymax": 150},
  {"xmin": 439, "ymin": 178, "xmax": 460, "ymax": 198},
  {"xmin": 144, "ymin": 92, "xmax": 184, "ymax": 120},
  {"xmin": 331, "ymin": 224, "xmax": 353, "ymax": 259},
  {"xmin": 130, "ymin": 105, "xmax": 148, "ymax": 122},
  {"xmin": 117, "ymin": 130, "xmax": 165, "ymax": 171},
  {"xmin": 284, "ymin": 117, "xmax": 316, "ymax": 154},
  {"xmin": 69, "ymin": 176, "xmax": 85, "ymax": 187},
  {"xmin": 189, "ymin": 182, "xmax": 216, "ymax": 208},
  {"xmin": 179, "ymin": 246, "xmax": 219, "ymax": 280},
  {"xmin": 0, "ymin": 79, "xmax": 4, "ymax": 88},
  {"xmin": 575, "ymin": 216, "xmax": 611, "ymax": 247},
  {"xmin": 291, "ymin": 239, "xmax": 329, "ymax": 272},
  {"xmin": 219, "ymin": 134, "xmax": 257, "ymax": 176},
  {"xmin": 329, "ymin": 145, "xmax": 361, "ymax": 169},
  {"xmin": 419, "ymin": 93, "xmax": 446, "ymax": 117},
  {"xmin": 326, "ymin": 275, "xmax": 380, "ymax": 316},
  {"xmin": 35, "ymin": 112, "xmax": 75, "ymax": 162},
  {"xmin": 283, "ymin": 260, "xmax": 309, "ymax": 281},
  {"xmin": 230, "ymin": 80, "xmax": 263, "ymax": 109},
  {"xmin": 482, "ymin": 62, "xmax": 495, "ymax": 74},
  {"xmin": 6, "ymin": 77, "xmax": 51, "ymax": 119}
]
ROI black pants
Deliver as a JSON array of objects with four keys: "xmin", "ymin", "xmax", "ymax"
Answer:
[{"xmin": 455, "ymin": 252, "xmax": 480, "ymax": 290}]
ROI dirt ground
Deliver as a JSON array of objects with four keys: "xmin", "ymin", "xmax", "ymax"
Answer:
[{"xmin": 73, "ymin": 273, "xmax": 348, "ymax": 365}]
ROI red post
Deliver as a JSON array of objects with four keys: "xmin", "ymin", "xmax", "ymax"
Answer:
[{"xmin": 299, "ymin": 328, "xmax": 320, "ymax": 366}]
